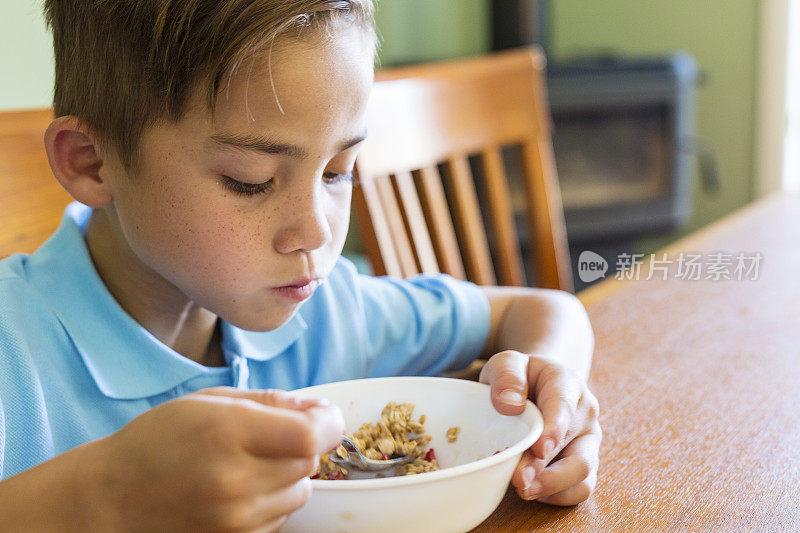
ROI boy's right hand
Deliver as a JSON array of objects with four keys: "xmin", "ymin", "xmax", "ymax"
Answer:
[{"xmin": 82, "ymin": 387, "xmax": 344, "ymax": 532}]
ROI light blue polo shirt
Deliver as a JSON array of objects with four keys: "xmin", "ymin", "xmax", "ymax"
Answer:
[{"xmin": 0, "ymin": 203, "xmax": 489, "ymax": 480}]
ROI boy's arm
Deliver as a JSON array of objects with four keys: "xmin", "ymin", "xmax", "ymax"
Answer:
[
  {"xmin": 480, "ymin": 286, "xmax": 593, "ymax": 380},
  {"xmin": 0, "ymin": 440, "xmax": 100, "ymax": 531},
  {"xmin": 0, "ymin": 388, "xmax": 344, "ymax": 531},
  {"xmin": 478, "ymin": 286, "xmax": 600, "ymax": 506}
]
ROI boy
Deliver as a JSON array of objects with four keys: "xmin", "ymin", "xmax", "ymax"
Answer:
[{"xmin": 0, "ymin": 0, "xmax": 600, "ymax": 530}]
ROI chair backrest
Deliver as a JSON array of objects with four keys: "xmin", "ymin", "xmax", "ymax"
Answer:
[
  {"xmin": 0, "ymin": 108, "xmax": 72, "ymax": 259},
  {"xmin": 352, "ymin": 47, "xmax": 573, "ymax": 291}
]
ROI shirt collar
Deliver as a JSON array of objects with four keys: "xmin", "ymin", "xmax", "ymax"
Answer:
[{"xmin": 25, "ymin": 203, "xmax": 307, "ymax": 400}]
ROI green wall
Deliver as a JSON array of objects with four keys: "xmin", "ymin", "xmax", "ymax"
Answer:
[
  {"xmin": 0, "ymin": 0, "xmax": 53, "ymax": 111},
  {"xmin": 375, "ymin": 0, "xmax": 490, "ymax": 67}
]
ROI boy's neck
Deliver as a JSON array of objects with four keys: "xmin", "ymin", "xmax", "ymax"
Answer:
[{"xmin": 84, "ymin": 208, "xmax": 226, "ymax": 367}]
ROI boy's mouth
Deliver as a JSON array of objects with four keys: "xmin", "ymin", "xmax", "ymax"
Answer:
[
  {"xmin": 279, "ymin": 277, "xmax": 320, "ymax": 288},
  {"xmin": 271, "ymin": 278, "xmax": 323, "ymax": 302}
]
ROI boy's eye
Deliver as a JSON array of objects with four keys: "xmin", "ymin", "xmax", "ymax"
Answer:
[
  {"xmin": 220, "ymin": 176, "xmax": 273, "ymax": 197},
  {"xmin": 323, "ymin": 171, "xmax": 356, "ymax": 185},
  {"xmin": 220, "ymin": 172, "xmax": 354, "ymax": 196}
]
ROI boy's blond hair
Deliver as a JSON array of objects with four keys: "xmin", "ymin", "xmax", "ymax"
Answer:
[{"xmin": 43, "ymin": 0, "xmax": 376, "ymax": 173}]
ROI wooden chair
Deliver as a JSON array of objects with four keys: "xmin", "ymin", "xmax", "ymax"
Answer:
[
  {"xmin": 0, "ymin": 108, "xmax": 72, "ymax": 259},
  {"xmin": 352, "ymin": 47, "xmax": 573, "ymax": 291}
]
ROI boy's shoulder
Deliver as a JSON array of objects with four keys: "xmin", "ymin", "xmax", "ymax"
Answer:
[
  {"xmin": 314, "ymin": 254, "xmax": 489, "ymax": 327},
  {"xmin": 0, "ymin": 253, "xmax": 55, "ymax": 322},
  {"xmin": 303, "ymin": 255, "xmax": 490, "ymax": 379},
  {"xmin": 0, "ymin": 252, "xmax": 79, "ymax": 403},
  {"xmin": 326, "ymin": 254, "xmax": 487, "ymax": 301},
  {"xmin": 0, "ymin": 253, "xmax": 64, "ymax": 347},
  {"xmin": 0, "ymin": 251, "xmax": 28, "ymax": 283},
  {"xmin": 0, "ymin": 205, "xmax": 108, "ymax": 367}
]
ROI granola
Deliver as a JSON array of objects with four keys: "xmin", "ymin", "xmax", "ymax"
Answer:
[
  {"xmin": 445, "ymin": 426, "xmax": 460, "ymax": 443},
  {"xmin": 312, "ymin": 401, "xmax": 439, "ymax": 480}
]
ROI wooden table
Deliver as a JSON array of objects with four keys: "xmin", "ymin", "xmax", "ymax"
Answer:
[{"xmin": 472, "ymin": 192, "xmax": 800, "ymax": 532}]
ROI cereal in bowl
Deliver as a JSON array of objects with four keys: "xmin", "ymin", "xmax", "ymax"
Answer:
[{"xmin": 312, "ymin": 401, "xmax": 439, "ymax": 479}]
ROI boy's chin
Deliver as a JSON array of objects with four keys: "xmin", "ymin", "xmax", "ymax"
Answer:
[{"xmin": 221, "ymin": 307, "xmax": 299, "ymax": 333}]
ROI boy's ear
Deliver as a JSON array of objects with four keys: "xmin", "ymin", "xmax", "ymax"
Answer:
[{"xmin": 43, "ymin": 115, "xmax": 113, "ymax": 208}]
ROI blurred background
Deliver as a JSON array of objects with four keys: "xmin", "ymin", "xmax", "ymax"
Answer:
[{"xmin": 1, "ymin": 0, "xmax": 796, "ymax": 289}]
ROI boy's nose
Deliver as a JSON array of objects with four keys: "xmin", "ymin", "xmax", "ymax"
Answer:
[{"xmin": 273, "ymin": 192, "xmax": 333, "ymax": 254}]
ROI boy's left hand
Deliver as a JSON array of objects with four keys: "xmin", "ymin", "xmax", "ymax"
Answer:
[{"xmin": 479, "ymin": 350, "xmax": 601, "ymax": 505}]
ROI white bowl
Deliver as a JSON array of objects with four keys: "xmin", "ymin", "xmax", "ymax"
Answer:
[{"xmin": 282, "ymin": 376, "xmax": 543, "ymax": 533}]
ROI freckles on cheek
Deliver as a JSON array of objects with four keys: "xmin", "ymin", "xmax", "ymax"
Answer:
[
  {"xmin": 149, "ymin": 194, "xmax": 218, "ymax": 267},
  {"xmin": 188, "ymin": 207, "xmax": 269, "ymax": 278}
]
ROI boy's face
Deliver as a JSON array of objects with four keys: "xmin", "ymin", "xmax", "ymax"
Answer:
[{"xmin": 100, "ymin": 24, "xmax": 374, "ymax": 331}]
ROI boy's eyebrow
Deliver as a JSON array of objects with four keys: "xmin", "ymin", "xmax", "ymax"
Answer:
[{"xmin": 208, "ymin": 131, "xmax": 367, "ymax": 159}]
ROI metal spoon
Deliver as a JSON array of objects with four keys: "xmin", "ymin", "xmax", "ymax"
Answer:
[{"xmin": 329, "ymin": 436, "xmax": 415, "ymax": 471}]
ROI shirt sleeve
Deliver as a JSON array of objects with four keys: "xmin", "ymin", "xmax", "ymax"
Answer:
[
  {"xmin": 0, "ymin": 395, "xmax": 5, "ymax": 479},
  {"xmin": 0, "ymin": 273, "xmax": 57, "ymax": 480},
  {"xmin": 338, "ymin": 259, "xmax": 491, "ymax": 377}
]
